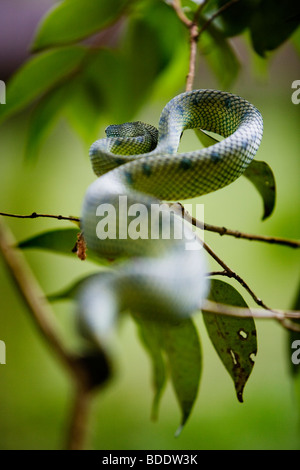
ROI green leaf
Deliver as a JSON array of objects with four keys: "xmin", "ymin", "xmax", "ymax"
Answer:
[
  {"xmin": 0, "ymin": 46, "xmax": 86, "ymax": 125},
  {"xmin": 243, "ymin": 159, "xmax": 276, "ymax": 220},
  {"xmin": 48, "ymin": 273, "xmax": 107, "ymax": 302},
  {"xmin": 202, "ymin": 279, "xmax": 257, "ymax": 403},
  {"xmin": 200, "ymin": 23, "xmax": 240, "ymax": 88},
  {"xmin": 134, "ymin": 315, "xmax": 202, "ymax": 434},
  {"xmin": 63, "ymin": 77, "xmax": 103, "ymax": 146},
  {"xmin": 194, "ymin": 128, "xmax": 219, "ymax": 148},
  {"xmin": 215, "ymin": 1, "xmax": 300, "ymax": 56},
  {"xmin": 134, "ymin": 316, "xmax": 167, "ymax": 421},
  {"xmin": 79, "ymin": 1, "xmax": 186, "ymax": 124},
  {"xmin": 32, "ymin": 0, "xmax": 129, "ymax": 51},
  {"xmin": 18, "ymin": 228, "xmax": 80, "ymax": 256},
  {"xmin": 25, "ymin": 83, "xmax": 71, "ymax": 162},
  {"xmin": 249, "ymin": 0, "xmax": 300, "ymax": 57},
  {"xmin": 83, "ymin": 48, "xmax": 129, "ymax": 122},
  {"xmin": 122, "ymin": 13, "xmax": 165, "ymax": 111},
  {"xmin": 18, "ymin": 227, "xmax": 113, "ymax": 266},
  {"xmin": 292, "ymin": 27, "xmax": 300, "ymax": 56},
  {"xmin": 216, "ymin": 0, "xmax": 257, "ymax": 37},
  {"xmin": 195, "ymin": 128, "xmax": 276, "ymax": 221},
  {"xmin": 163, "ymin": 319, "xmax": 202, "ymax": 436},
  {"xmin": 120, "ymin": 0, "xmax": 186, "ymax": 118}
]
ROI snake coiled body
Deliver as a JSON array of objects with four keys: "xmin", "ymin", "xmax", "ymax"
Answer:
[{"xmin": 78, "ymin": 90, "xmax": 263, "ymax": 340}]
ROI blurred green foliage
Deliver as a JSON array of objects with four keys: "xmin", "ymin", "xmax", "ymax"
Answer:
[{"xmin": 0, "ymin": 0, "xmax": 299, "ymax": 450}]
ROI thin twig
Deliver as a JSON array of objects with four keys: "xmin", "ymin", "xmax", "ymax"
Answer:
[
  {"xmin": 206, "ymin": 270, "xmax": 300, "ymax": 332},
  {"xmin": 193, "ymin": 0, "xmax": 210, "ymax": 24},
  {"xmin": 197, "ymin": 0, "xmax": 239, "ymax": 36},
  {"xmin": 199, "ymin": 236, "xmax": 300, "ymax": 331},
  {"xmin": 202, "ymin": 300, "xmax": 300, "ymax": 331},
  {"xmin": 171, "ymin": 0, "xmax": 192, "ymax": 27},
  {"xmin": 171, "ymin": 0, "xmax": 196, "ymax": 91},
  {"xmin": 0, "ymin": 211, "xmax": 80, "ymax": 223},
  {"xmin": 201, "ymin": 237, "xmax": 270, "ymax": 310},
  {"xmin": 206, "ymin": 270, "xmax": 228, "ymax": 277},
  {"xmin": 171, "ymin": 0, "xmax": 240, "ymax": 91},
  {"xmin": 173, "ymin": 203, "xmax": 300, "ymax": 249},
  {"xmin": 186, "ymin": 22, "xmax": 199, "ymax": 92},
  {"xmin": 202, "ymin": 220, "xmax": 300, "ymax": 248}
]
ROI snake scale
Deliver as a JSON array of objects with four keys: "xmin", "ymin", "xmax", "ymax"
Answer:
[{"xmin": 77, "ymin": 89, "xmax": 263, "ymax": 341}]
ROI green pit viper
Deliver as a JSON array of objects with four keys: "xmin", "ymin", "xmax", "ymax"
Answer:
[{"xmin": 77, "ymin": 89, "xmax": 263, "ymax": 343}]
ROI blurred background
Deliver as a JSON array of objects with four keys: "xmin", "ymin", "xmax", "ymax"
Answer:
[{"xmin": 0, "ymin": 0, "xmax": 299, "ymax": 450}]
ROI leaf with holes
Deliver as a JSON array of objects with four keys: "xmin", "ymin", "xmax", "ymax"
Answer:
[{"xmin": 202, "ymin": 279, "xmax": 257, "ymax": 403}]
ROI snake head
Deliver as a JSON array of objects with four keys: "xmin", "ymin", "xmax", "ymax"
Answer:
[{"xmin": 105, "ymin": 122, "xmax": 144, "ymax": 138}]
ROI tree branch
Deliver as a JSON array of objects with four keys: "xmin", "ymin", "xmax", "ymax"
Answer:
[
  {"xmin": 171, "ymin": 0, "xmax": 192, "ymax": 28},
  {"xmin": 201, "ymin": 220, "xmax": 300, "ymax": 248},
  {"xmin": 0, "ymin": 220, "xmax": 92, "ymax": 449},
  {"xmin": 197, "ymin": 0, "xmax": 239, "ymax": 36},
  {"xmin": 200, "ymin": 237, "xmax": 300, "ymax": 331},
  {"xmin": 66, "ymin": 384, "xmax": 92, "ymax": 451},
  {"xmin": 186, "ymin": 22, "xmax": 199, "ymax": 92},
  {"xmin": 202, "ymin": 300, "xmax": 300, "ymax": 332},
  {"xmin": 200, "ymin": 237, "xmax": 270, "ymax": 309},
  {"xmin": 171, "ymin": 0, "xmax": 239, "ymax": 91},
  {"xmin": 0, "ymin": 220, "xmax": 75, "ymax": 372},
  {"xmin": 1, "ymin": 207, "xmax": 299, "ymax": 249},
  {"xmin": 173, "ymin": 203, "xmax": 300, "ymax": 249}
]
